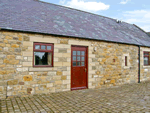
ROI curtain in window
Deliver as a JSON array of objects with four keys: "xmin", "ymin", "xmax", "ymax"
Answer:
[
  {"xmin": 48, "ymin": 53, "xmax": 52, "ymax": 65},
  {"xmin": 144, "ymin": 57, "xmax": 148, "ymax": 65}
]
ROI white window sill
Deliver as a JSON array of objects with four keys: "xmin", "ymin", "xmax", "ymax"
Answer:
[{"xmin": 123, "ymin": 66, "xmax": 130, "ymax": 69}]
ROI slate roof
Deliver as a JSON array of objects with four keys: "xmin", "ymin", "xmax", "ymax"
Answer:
[{"xmin": 0, "ymin": 0, "xmax": 150, "ymax": 47}]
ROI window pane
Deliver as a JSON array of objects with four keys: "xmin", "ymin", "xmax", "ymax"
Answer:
[
  {"xmin": 47, "ymin": 46, "xmax": 51, "ymax": 50},
  {"xmin": 77, "ymin": 56, "xmax": 80, "ymax": 61},
  {"xmin": 34, "ymin": 52, "xmax": 52, "ymax": 65},
  {"xmin": 73, "ymin": 51, "xmax": 76, "ymax": 55},
  {"xmin": 73, "ymin": 62, "xmax": 76, "ymax": 66},
  {"xmin": 81, "ymin": 57, "xmax": 84, "ymax": 61},
  {"xmin": 77, "ymin": 51, "xmax": 80, "ymax": 55},
  {"xmin": 81, "ymin": 62, "xmax": 84, "ymax": 66},
  {"xmin": 77, "ymin": 62, "xmax": 80, "ymax": 66},
  {"xmin": 41, "ymin": 45, "xmax": 46, "ymax": 50},
  {"xmin": 73, "ymin": 56, "xmax": 76, "ymax": 61},
  {"xmin": 81, "ymin": 51, "xmax": 85, "ymax": 56},
  {"xmin": 144, "ymin": 57, "xmax": 148, "ymax": 65},
  {"xmin": 144, "ymin": 53, "xmax": 149, "ymax": 55},
  {"xmin": 35, "ymin": 45, "xmax": 40, "ymax": 49}
]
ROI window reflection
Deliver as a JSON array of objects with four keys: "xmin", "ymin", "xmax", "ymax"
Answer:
[
  {"xmin": 73, "ymin": 51, "xmax": 76, "ymax": 55},
  {"xmin": 81, "ymin": 51, "xmax": 85, "ymax": 56},
  {"xmin": 73, "ymin": 62, "xmax": 76, "ymax": 66},
  {"xmin": 81, "ymin": 62, "xmax": 84, "ymax": 66},
  {"xmin": 35, "ymin": 45, "xmax": 40, "ymax": 49},
  {"xmin": 81, "ymin": 57, "xmax": 84, "ymax": 61},
  {"xmin": 77, "ymin": 62, "xmax": 80, "ymax": 66},
  {"xmin": 73, "ymin": 56, "xmax": 76, "ymax": 61},
  {"xmin": 34, "ymin": 52, "xmax": 52, "ymax": 65},
  {"xmin": 41, "ymin": 45, "xmax": 46, "ymax": 50},
  {"xmin": 77, "ymin": 51, "xmax": 80, "ymax": 55},
  {"xmin": 77, "ymin": 56, "xmax": 80, "ymax": 61},
  {"xmin": 47, "ymin": 46, "xmax": 51, "ymax": 50}
]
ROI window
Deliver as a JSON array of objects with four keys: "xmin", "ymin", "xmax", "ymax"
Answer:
[
  {"xmin": 143, "ymin": 52, "xmax": 150, "ymax": 66},
  {"xmin": 113, "ymin": 59, "xmax": 115, "ymax": 62},
  {"xmin": 33, "ymin": 42, "xmax": 54, "ymax": 67},
  {"xmin": 122, "ymin": 54, "xmax": 130, "ymax": 68},
  {"xmin": 125, "ymin": 56, "xmax": 127, "ymax": 66},
  {"xmin": 72, "ymin": 51, "xmax": 85, "ymax": 66}
]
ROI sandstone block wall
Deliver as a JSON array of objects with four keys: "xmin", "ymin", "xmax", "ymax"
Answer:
[
  {"xmin": 90, "ymin": 42, "xmax": 139, "ymax": 89},
  {"xmin": 0, "ymin": 30, "xmax": 149, "ymax": 99},
  {"xmin": 140, "ymin": 47, "xmax": 150, "ymax": 81}
]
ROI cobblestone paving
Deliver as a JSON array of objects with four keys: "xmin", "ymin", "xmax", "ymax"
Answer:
[{"xmin": 1, "ymin": 81, "xmax": 150, "ymax": 113}]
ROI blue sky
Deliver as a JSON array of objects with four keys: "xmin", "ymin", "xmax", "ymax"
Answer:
[{"xmin": 41, "ymin": 0, "xmax": 150, "ymax": 32}]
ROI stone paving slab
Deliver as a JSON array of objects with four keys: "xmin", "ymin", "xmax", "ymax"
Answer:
[{"xmin": 1, "ymin": 81, "xmax": 150, "ymax": 113}]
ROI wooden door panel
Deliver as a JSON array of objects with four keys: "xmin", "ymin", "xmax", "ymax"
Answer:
[{"xmin": 71, "ymin": 45, "xmax": 88, "ymax": 90}]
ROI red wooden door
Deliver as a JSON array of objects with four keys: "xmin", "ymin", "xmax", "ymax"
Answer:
[{"xmin": 71, "ymin": 45, "xmax": 88, "ymax": 90}]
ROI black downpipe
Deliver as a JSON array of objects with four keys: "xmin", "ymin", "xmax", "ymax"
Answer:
[{"xmin": 138, "ymin": 45, "xmax": 140, "ymax": 83}]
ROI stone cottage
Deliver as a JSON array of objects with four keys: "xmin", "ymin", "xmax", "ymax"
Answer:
[{"xmin": 0, "ymin": 0, "xmax": 150, "ymax": 99}]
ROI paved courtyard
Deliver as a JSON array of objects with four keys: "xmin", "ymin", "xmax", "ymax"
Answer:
[{"xmin": 1, "ymin": 81, "xmax": 150, "ymax": 113}]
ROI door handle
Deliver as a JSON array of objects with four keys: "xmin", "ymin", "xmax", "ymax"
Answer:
[{"xmin": 85, "ymin": 68, "xmax": 86, "ymax": 72}]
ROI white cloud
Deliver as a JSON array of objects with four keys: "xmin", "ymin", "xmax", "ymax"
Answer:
[
  {"xmin": 59, "ymin": 0, "xmax": 66, "ymax": 4},
  {"xmin": 124, "ymin": 10, "xmax": 149, "ymax": 17},
  {"xmin": 59, "ymin": 0, "xmax": 110, "ymax": 12},
  {"xmin": 120, "ymin": 0, "xmax": 131, "ymax": 4},
  {"xmin": 123, "ymin": 10, "xmax": 150, "ymax": 32}
]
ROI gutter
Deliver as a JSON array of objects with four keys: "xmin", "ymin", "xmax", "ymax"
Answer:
[{"xmin": 138, "ymin": 45, "xmax": 140, "ymax": 83}]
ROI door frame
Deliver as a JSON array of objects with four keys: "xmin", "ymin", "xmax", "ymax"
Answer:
[{"xmin": 71, "ymin": 45, "xmax": 88, "ymax": 90}]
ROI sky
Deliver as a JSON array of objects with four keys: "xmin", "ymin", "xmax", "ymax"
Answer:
[{"xmin": 41, "ymin": 0, "xmax": 150, "ymax": 32}]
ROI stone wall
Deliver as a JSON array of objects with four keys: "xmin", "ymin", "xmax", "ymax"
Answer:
[
  {"xmin": 0, "ymin": 30, "xmax": 149, "ymax": 99},
  {"xmin": 91, "ymin": 42, "xmax": 139, "ymax": 89},
  {"xmin": 140, "ymin": 47, "xmax": 150, "ymax": 81}
]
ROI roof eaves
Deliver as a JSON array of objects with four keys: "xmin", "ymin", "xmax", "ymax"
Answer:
[{"xmin": 1, "ymin": 27, "xmax": 147, "ymax": 47}]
